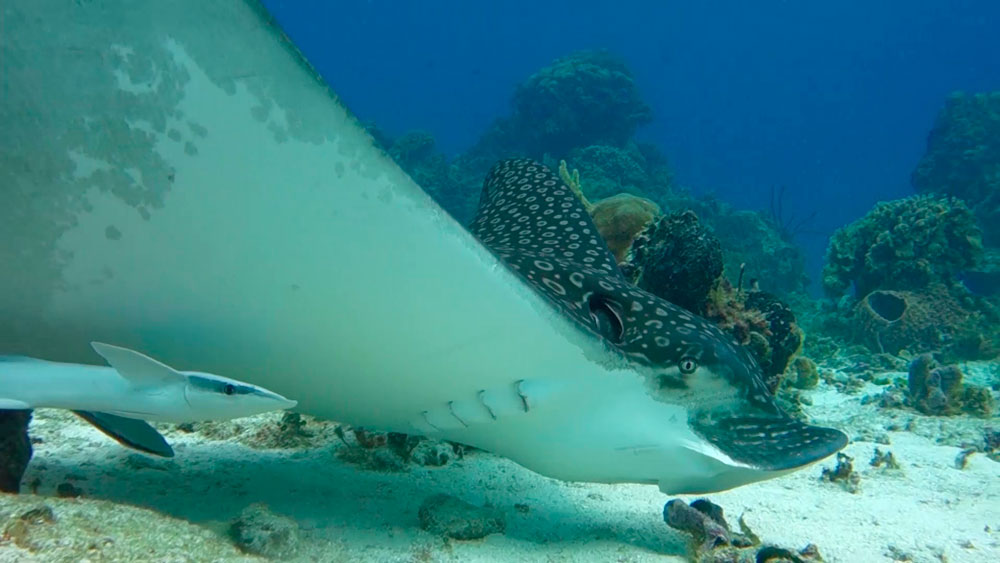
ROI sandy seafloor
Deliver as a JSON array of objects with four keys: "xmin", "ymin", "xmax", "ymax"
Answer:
[{"xmin": 1, "ymin": 362, "xmax": 998, "ymax": 563}]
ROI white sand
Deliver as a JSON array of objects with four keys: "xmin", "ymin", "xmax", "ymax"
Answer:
[{"xmin": 2, "ymin": 363, "xmax": 997, "ymax": 562}]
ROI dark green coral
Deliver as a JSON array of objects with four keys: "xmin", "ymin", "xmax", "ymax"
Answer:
[
  {"xmin": 823, "ymin": 195, "xmax": 982, "ymax": 297},
  {"xmin": 510, "ymin": 50, "xmax": 653, "ymax": 157},
  {"xmin": 912, "ymin": 91, "xmax": 1000, "ymax": 246}
]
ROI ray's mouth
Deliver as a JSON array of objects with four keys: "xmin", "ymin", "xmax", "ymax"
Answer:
[{"xmin": 691, "ymin": 414, "xmax": 849, "ymax": 471}]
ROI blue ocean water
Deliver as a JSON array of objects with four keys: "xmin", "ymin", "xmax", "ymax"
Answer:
[{"xmin": 262, "ymin": 0, "xmax": 1000, "ymax": 286}]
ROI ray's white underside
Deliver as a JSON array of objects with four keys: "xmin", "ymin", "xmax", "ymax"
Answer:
[{"xmin": 0, "ymin": 0, "xmax": 791, "ymax": 493}]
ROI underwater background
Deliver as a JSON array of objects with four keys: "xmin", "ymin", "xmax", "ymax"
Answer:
[
  {"xmin": 264, "ymin": 0, "xmax": 1000, "ymax": 288},
  {"xmin": 1, "ymin": 1, "xmax": 999, "ymax": 562}
]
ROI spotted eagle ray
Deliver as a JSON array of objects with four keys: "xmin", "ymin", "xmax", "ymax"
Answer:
[{"xmin": 0, "ymin": 0, "xmax": 845, "ymax": 495}]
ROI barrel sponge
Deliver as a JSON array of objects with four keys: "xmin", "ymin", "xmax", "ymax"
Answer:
[{"xmin": 853, "ymin": 286, "xmax": 991, "ymax": 358}]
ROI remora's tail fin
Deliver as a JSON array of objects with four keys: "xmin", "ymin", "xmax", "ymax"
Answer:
[
  {"xmin": 73, "ymin": 410, "xmax": 175, "ymax": 457},
  {"xmin": 90, "ymin": 342, "xmax": 185, "ymax": 386}
]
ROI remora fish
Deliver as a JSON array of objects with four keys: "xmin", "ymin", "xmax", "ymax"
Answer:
[
  {"xmin": 0, "ymin": 0, "xmax": 845, "ymax": 493},
  {"xmin": 0, "ymin": 342, "xmax": 297, "ymax": 457}
]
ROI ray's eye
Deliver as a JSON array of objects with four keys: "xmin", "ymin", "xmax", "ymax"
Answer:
[
  {"xmin": 224, "ymin": 384, "xmax": 236, "ymax": 396},
  {"xmin": 679, "ymin": 358, "xmax": 698, "ymax": 375},
  {"xmin": 588, "ymin": 294, "xmax": 624, "ymax": 343}
]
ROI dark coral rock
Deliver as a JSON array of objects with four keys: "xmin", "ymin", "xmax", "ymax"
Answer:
[
  {"xmin": 912, "ymin": 91, "xmax": 1000, "ymax": 246},
  {"xmin": 744, "ymin": 292, "xmax": 803, "ymax": 391},
  {"xmin": 665, "ymin": 498, "xmax": 821, "ymax": 562},
  {"xmin": 589, "ymin": 193, "xmax": 661, "ymax": 263},
  {"xmin": 418, "ymin": 493, "xmax": 506, "ymax": 540},
  {"xmin": 663, "ymin": 499, "xmax": 732, "ymax": 551},
  {"xmin": 0, "ymin": 409, "xmax": 32, "ymax": 493},
  {"xmin": 510, "ymin": 50, "xmax": 652, "ymax": 157},
  {"xmin": 701, "ymin": 285, "xmax": 804, "ymax": 391},
  {"xmin": 625, "ymin": 210, "xmax": 723, "ymax": 314},
  {"xmin": 823, "ymin": 195, "xmax": 982, "ymax": 298},
  {"xmin": 820, "ymin": 452, "xmax": 860, "ymax": 493}
]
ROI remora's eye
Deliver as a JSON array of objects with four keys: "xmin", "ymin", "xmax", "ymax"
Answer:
[
  {"xmin": 679, "ymin": 358, "xmax": 698, "ymax": 374},
  {"xmin": 224, "ymin": 384, "xmax": 235, "ymax": 395},
  {"xmin": 588, "ymin": 294, "xmax": 624, "ymax": 343}
]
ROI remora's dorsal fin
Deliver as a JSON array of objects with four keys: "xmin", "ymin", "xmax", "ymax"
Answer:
[
  {"xmin": 90, "ymin": 342, "xmax": 184, "ymax": 386},
  {"xmin": 73, "ymin": 410, "xmax": 175, "ymax": 458}
]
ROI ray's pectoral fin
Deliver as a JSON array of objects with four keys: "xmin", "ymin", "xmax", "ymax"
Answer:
[
  {"xmin": 73, "ymin": 410, "xmax": 175, "ymax": 458},
  {"xmin": 90, "ymin": 342, "xmax": 185, "ymax": 387},
  {"xmin": 692, "ymin": 415, "xmax": 848, "ymax": 472}
]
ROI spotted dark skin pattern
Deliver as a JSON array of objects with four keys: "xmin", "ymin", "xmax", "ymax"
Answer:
[
  {"xmin": 470, "ymin": 159, "xmax": 776, "ymax": 410},
  {"xmin": 470, "ymin": 159, "xmax": 848, "ymax": 471}
]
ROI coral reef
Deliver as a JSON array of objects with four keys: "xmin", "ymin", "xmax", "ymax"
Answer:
[
  {"xmin": 912, "ymin": 91, "xmax": 1000, "ymax": 246},
  {"xmin": 823, "ymin": 195, "xmax": 982, "ymax": 298},
  {"xmin": 624, "ymin": 210, "xmax": 723, "ymax": 314},
  {"xmin": 589, "ymin": 193, "xmax": 661, "ymax": 263},
  {"xmin": 822, "ymin": 194, "xmax": 999, "ymax": 360},
  {"xmin": 691, "ymin": 196, "xmax": 809, "ymax": 296},
  {"xmin": 384, "ymin": 130, "xmax": 475, "ymax": 223},
  {"xmin": 508, "ymin": 50, "xmax": 652, "ymax": 157},
  {"xmin": 907, "ymin": 355, "xmax": 995, "ymax": 417},
  {"xmin": 563, "ymin": 144, "xmax": 650, "ymax": 201},
  {"xmin": 418, "ymin": 494, "xmax": 506, "ymax": 540},
  {"xmin": 703, "ymin": 286, "xmax": 804, "ymax": 391},
  {"xmin": 742, "ymin": 291, "xmax": 803, "ymax": 390},
  {"xmin": 0, "ymin": 410, "xmax": 31, "ymax": 493}
]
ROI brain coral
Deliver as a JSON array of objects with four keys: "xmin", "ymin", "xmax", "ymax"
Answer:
[
  {"xmin": 912, "ymin": 91, "xmax": 1000, "ymax": 246},
  {"xmin": 822, "ymin": 195, "xmax": 982, "ymax": 298},
  {"xmin": 589, "ymin": 193, "xmax": 661, "ymax": 264}
]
